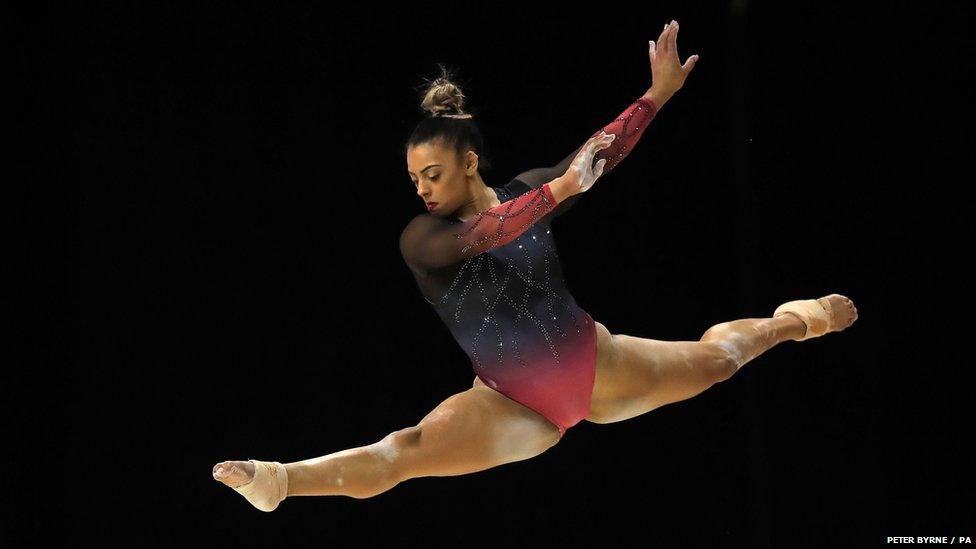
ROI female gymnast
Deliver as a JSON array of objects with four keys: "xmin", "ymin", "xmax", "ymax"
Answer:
[{"xmin": 214, "ymin": 20, "xmax": 858, "ymax": 511}]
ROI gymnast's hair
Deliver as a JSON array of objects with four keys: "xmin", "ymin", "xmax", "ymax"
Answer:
[{"xmin": 403, "ymin": 62, "xmax": 493, "ymax": 174}]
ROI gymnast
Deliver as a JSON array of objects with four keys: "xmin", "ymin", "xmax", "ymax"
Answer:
[{"xmin": 214, "ymin": 19, "xmax": 858, "ymax": 511}]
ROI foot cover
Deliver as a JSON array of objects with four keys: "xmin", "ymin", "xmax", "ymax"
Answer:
[
  {"xmin": 232, "ymin": 459, "xmax": 288, "ymax": 512},
  {"xmin": 773, "ymin": 297, "xmax": 834, "ymax": 341}
]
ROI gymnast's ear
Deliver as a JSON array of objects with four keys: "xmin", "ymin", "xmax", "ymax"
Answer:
[{"xmin": 462, "ymin": 149, "xmax": 480, "ymax": 175}]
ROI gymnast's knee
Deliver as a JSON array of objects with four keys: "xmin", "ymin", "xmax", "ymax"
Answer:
[
  {"xmin": 713, "ymin": 353, "xmax": 740, "ymax": 382},
  {"xmin": 700, "ymin": 321, "xmax": 731, "ymax": 343},
  {"xmin": 358, "ymin": 427, "xmax": 421, "ymax": 496},
  {"xmin": 700, "ymin": 343, "xmax": 740, "ymax": 383}
]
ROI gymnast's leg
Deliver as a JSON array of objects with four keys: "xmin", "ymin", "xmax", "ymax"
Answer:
[
  {"xmin": 213, "ymin": 385, "xmax": 562, "ymax": 508},
  {"xmin": 586, "ymin": 294, "xmax": 858, "ymax": 424}
]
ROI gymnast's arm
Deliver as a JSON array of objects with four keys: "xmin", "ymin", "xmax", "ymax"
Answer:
[
  {"xmin": 514, "ymin": 93, "xmax": 661, "ymax": 222},
  {"xmin": 399, "ymin": 177, "xmax": 576, "ymax": 273},
  {"xmin": 517, "ymin": 17, "xmax": 700, "ymax": 219}
]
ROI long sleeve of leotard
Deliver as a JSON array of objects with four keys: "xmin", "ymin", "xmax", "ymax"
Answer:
[
  {"xmin": 585, "ymin": 95, "xmax": 658, "ymax": 173},
  {"xmin": 400, "ymin": 183, "xmax": 559, "ymax": 272},
  {"xmin": 515, "ymin": 96, "xmax": 659, "ymax": 222}
]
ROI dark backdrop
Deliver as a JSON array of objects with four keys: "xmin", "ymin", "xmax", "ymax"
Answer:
[{"xmin": 22, "ymin": 2, "xmax": 975, "ymax": 546}]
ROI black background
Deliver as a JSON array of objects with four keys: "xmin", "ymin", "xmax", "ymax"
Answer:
[{"xmin": 17, "ymin": 1, "xmax": 974, "ymax": 546}]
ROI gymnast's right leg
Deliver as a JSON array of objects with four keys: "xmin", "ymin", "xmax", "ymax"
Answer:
[{"xmin": 213, "ymin": 385, "xmax": 562, "ymax": 509}]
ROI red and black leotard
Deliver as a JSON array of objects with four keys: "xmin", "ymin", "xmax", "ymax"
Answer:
[{"xmin": 400, "ymin": 96, "xmax": 658, "ymax": 437}]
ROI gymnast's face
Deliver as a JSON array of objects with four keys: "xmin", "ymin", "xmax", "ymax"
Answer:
[{"xmin": 406, "ymin": 140, "xmax": 477, "ymax": 217}]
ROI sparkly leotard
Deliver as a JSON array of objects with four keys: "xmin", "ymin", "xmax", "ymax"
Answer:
[{"xmin": 400, "ymin": 96, "xmax": 658, "ymax": 437}]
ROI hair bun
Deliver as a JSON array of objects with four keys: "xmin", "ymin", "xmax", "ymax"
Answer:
[
  {"xmin": 405, "ymin": 63, "xmax": 492, "ymax": 173},
  {"xmin": 420, "ymin": 63, "xmax": 473, "ymax": 119}
]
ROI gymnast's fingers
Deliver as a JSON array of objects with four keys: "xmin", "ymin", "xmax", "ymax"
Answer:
[
  {"xmin": 591, "ymin": 134, "xmax": 613, "ymax": 155},
  {"xmin": 658, "ymin": 22, "xmax": 670, "ymax": 54},
  {"xmin": 670, "ymin": 20, "xmax": 679, "ymax": 58},
  {"xmin": 593, "ymin": 158, "xmax": 607, "ymax": 179},
  {"xmin": 583, "ymin": 135, "xmax": 601, "ymax": 156}
]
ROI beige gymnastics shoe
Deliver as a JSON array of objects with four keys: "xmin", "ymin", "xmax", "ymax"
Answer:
[
  {"xmin": 215, "ymin": 459, "xmax": 288, "ymax": 512},
  {"xmin": 773, "ymin": 293, "xmax": 858, "ymax": 341}
]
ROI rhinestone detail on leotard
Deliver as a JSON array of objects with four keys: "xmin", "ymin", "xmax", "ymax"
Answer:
[{"xmin": 432, "ymin": 186, "xmax": 583, "ymax": 369}]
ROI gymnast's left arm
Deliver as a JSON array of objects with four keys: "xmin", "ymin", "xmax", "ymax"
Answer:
[
  {"xmin": 557, "ymin": 20, "xmax": 700, "ymax": 177},
  {"xmin": 515, "ymin": 94, "xmax": 659, "ymax": 222},
  {"xmin": 521, "ymin": 20, "xmax": 700, "ymax": 221}
]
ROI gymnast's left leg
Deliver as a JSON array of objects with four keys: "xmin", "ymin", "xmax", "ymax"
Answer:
[{"xmin": 585, "ymin": 294, "xmax": 858, "ymax": 424}]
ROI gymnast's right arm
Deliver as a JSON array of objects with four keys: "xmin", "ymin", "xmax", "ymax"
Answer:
[{"xmin": 399, "ymin": 179, "xmax": 574, "ymax": 272}]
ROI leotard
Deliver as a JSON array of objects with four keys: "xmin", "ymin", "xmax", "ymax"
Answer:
[{"xmin": 400, "ymin": 96, "xmax": 658, "ymax": 437}]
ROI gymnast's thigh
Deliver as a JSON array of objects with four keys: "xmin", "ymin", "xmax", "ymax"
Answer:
[
  {"xmin": 397, "ymin": 385, "xmax": 561, "ymax": 479},
  {"xmin": 587, "ymin": 322, "xmax": 731, "ymax": 419}
]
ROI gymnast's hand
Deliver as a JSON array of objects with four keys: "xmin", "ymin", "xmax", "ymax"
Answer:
[
  {"xmin": 647, "ymin": 20, "xmax": 699, "ymax": 104},
  {"xmin": 561, "ymin": 131, "xmax": 615, "ymax": 195}
]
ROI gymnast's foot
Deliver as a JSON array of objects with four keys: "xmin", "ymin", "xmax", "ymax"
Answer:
[
  {"xmin": 213, "ymin": 460, "xmax": 255, "ymax": 488},
  {"xmin": 214, "ymin": 459, "xmax": 288, "ymax": 512},
  {"xmin": 822, "ymin": 294, "xmax": 858, "ymax": 332},
  {"xmin": 773, "ymin": 293, "xmax": 858, "ymax": 341}
]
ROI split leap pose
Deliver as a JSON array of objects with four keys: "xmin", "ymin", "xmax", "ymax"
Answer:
[{"xmin": 214, "ymin": 20, "xmax": 857, "ymax": 511}]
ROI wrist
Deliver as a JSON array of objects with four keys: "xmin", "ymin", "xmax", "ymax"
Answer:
[
  {"xmin": 547, "ymin": 176, "xmax": 578, "ymax": 203},
  {"xmin": 643, "ymin": 87, "xmax": 673, "ymax": 109}
]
